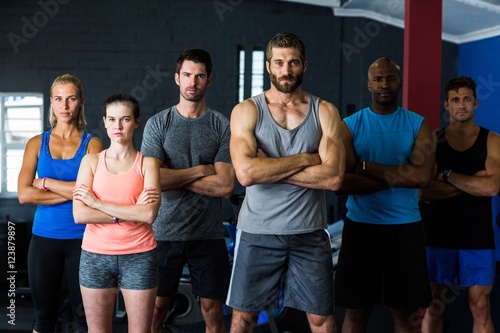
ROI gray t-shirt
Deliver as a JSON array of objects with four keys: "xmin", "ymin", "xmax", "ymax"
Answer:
[{"xmin": 141, "ymin": 106, "xmax": 231, "ymax": 241}]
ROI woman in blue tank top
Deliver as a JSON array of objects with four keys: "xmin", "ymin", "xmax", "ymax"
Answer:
[{"xmin": 18, "ymin": 74, "xmax": 103, "ymax": 333}]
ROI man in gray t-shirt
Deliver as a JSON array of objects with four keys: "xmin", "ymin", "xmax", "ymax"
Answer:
[{"xmin": 141, "ymin": 48, "xmax": 235, "ymax": 333}]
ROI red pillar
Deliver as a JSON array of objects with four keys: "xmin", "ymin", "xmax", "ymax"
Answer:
[{"xmin": 403, "ymin": 0, "xmax": 442, "ymax": 130}]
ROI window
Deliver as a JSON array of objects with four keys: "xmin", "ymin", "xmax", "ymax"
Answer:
[
  {"xmin": 238, "ymin": 49, "xmax": 246, "ymax": 103},
  {"xmin": 238, "ymin": 47, "xmax": 266, "ymax": 102},
  {"xmin": 0, "ymin": 93, "xmax": 44, "ymax": 198},
  {"xmin": 251, "ymin": 50, "xmax": 265, "ymax": 97}
]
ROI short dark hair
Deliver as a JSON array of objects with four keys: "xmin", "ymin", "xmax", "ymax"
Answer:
[
  {"xmin": 266, "ymin": 32, "xmax": 306, "ymax": 63},
  {"xmin": 445, "ymin": 76, "xmax": 477, "ymax": 100},
  {"xmin": 103, "ymin": 93, "xmax": 140, "ymax": 119},
  {"xmin": 176, "ymin": 48, "xmax": 212, "ymax": 77}
]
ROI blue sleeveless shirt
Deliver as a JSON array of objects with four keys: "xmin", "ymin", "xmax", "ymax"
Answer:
[
  {"xmin": 344, "ymin": 107, "xmax": 424, "ymax": 225},
  {"xmin": 32, "ymin": 129, "xmax": 94, "ymax": 239}
]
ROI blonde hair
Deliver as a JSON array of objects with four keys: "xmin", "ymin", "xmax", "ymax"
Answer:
[{"xmin": 49, "ymin": 74, "xmax": 86, "ymax": 129}]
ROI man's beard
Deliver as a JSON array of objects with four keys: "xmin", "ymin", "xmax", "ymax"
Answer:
[
  {"xmin": 270, "ymin": 72, "xmax": 303, "ymax": 93},
  {"xmin": 180, "ymin": 88, "xmax": 205, "ymax": 102}
]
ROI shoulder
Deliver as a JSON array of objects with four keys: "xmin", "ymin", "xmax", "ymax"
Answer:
[
  {"xmin": 318, "ymin": 98, "xmax": 338, "ymax": 112},
  {"xmin": 27, "ymin": 133, "xmax": 42, "ymax": 147},
  {"xmin": 80, "ymin": 152, "xmax": 100, "ymax": 170},
  {"xmin": 317, "ymin": 99, "xmax": 341, "ymax": 125},
  {"xmin": 145, "ymin": 108, "xmax": 173, "ymax": 125},
  {"xmin": 231, "ymin": 98, "xmax": 258, "ymax": 120},
  {"xmin": 487, "ymin": 129, "xmax": 500, "ymax": 145},
  {"xmin": 343, "ymin": 107, "xmax": 366, "ymax": 123},
  {"xmin": 207, "ymin": 107, "xmax": 230, "ymax": 123},
  {"xmin": 83, "ymin": 152, "xmax": 100, "ymax": 163},
  {"xmin": 235, "ymin": 98, "xmax": 257, "ymax": 112},
  {"xmin": 402, "ymin": 107, "xmax": 425, "ymax": 121},
  {"xmin": 88, "ymin": 136, "xmax": 104, "ymax": 153}
]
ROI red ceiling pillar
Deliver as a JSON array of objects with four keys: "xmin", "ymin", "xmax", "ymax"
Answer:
[{"xmin": 403, "ymin": 0, "xmax": 442, "ymax": 130}]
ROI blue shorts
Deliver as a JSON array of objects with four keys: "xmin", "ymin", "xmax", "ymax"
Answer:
[
  {"xmin": 226, "ymin": 229, "xmax": 334, "ymax": 316},
  {"xmin": 426, "ymin": 246, "xmax": 496, "ymax": 286},
  {"xmin": 79, "ymin": 249, "xmax": 158, "ymax": 290}
]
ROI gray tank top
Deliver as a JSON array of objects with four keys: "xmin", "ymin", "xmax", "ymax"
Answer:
[{"xmin": 237, "ymin": 92, "xmax": 327, "ymax": 234}]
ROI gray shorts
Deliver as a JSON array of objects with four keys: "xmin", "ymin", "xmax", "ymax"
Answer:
[
  {"xmin": 79, "ymin": 249, "xmax": 158, "ymax": 290},
  {"xmin": 226, "ymin": 229, "xmax": 334, "ymax": 315}
]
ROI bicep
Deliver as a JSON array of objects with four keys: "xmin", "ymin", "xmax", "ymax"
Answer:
[
  {"xmin": 18, "ymin": 138, "xmax": 40, "ymax": 187},
  {"xmin": 486, "ymin": 133, "xmax": 500, "ymax": 177},
  {"xmin": 229, "ymin": 102, "xmax": 258, "ymax": 163},
  {"xmin": 75, "ymin": 155, "xmax": 96, "ymax": 187},
  {"xmin": 318, "ymin": 103, "xmax": 345, "ymax": 166},
  {"xmin": 87, "ymin": 137, "xmax": 104, "ymax": 154},
  {"xmin": 340, "ymin": 121, "xmax": 357, "ymax": 171},
  {"xmin": 143, "ymin": 158, "xmax": 161, "ymax": 191},
  {"xmin": 411, "ymin": 120, "xmax": 435, "ymax": 169}
]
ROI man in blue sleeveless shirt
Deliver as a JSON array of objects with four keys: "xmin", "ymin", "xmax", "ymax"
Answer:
[
  {"xmin": 335, "ymin": 58, "xmax": 435, "ymax": 332},
  {"xmin": 227, "ymin": 32, "xmax": 345, "ymax": 333},
  {"xmin": 420, "ymin": 76, "xmax": 500, "ymax": 333}
]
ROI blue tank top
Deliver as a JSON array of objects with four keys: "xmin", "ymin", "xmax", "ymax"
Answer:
[
  {"xmin": 237, "ymin": 92, "xmax": 327, "ymax": 234},
  {"xmin": 344, "ymin": 107, "xmax": 424, "ymax": 225},
  {"xmin": 32, "ymin": 129, "xmax": 94, "ymax": 239}
]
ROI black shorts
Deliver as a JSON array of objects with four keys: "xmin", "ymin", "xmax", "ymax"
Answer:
[
  {"xmin": 334, "ymin": 218, "xmax": 432, "ymax": 312},
  {"xmin": 156, "ymin": 239, "xmax": 230, "ymax": 299}
]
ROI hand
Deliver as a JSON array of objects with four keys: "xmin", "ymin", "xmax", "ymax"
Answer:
[
  {"xmin": 73, "ymin": 184, "xmax": 101, "ymax": 209},
  {"xmin": 136, "ymin": 187, "xmax": 160, "ymax": 205},
  {"xmin": 200, "ymin": 164, "xmax": 216, "ymax": 177},
  {"xmin": 32, "ymin": 178, "xmax": 43, "ymax": 190}
]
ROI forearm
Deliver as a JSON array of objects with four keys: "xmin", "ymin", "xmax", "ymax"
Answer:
[
  {"xmin": 363, "ymin": 161, "xmax": 431, "ymax": 189},
  {"xmin": 235, "ymin": 152, "xmax": 318, "ymax": 186},
  {"xmin": 284, "ymin": 163, "xmax": 343, "ymax": 191},
  {"xmin": 159, "ymin": 165, "xmax": 211, "ymax": 191},
  {"xmin": 335, "ymin": 172, "xmax": 389, "ymax": 195},
  {"xmin": 184, "ymin": 175, "xmax": 234, "ymax": 198},
  {"xmin": 74, "ymin": 200, "xmax": 158, "ymax": 224},
  {"xmin": 447, "ymin": 173, "xmax": 500, "ymax": 197},
  {"xmin": 73, "ymin": 202, "xmax": 114, "ymax": 224},
  {"xmin": 41, "ymin": 178, "xmax": 76, "ymax": 200},
  {"xmin": 18, "ymin": 185, "xmax": 68, "ymax": 205},
  {"xmin": 419, "ymin": 179, "xmax": 462, "ymax": 201}
]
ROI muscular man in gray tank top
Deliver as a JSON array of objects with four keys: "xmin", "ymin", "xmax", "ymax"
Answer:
[{"xmin": 226, "ymin": 32, "xmax": 345, "ymax": 333}]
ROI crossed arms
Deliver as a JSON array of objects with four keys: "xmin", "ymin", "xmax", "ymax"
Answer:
[
  {"xmin": 336, "ymin": 119, "xmax": 435, "ymax": 195},
  {"xmin": 229, "ymin": 98, "xmax": 345, "ymax": 191},
  {"xmin": 419, "ymin": 130, "xmax": 500, "ymax": 200}
]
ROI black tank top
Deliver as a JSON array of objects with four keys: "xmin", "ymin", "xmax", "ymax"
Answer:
[{"xmin": 425, "ymin": 126, "xmax": 494, "ymax": 249}]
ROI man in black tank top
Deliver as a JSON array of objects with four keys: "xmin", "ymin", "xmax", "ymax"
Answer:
[{"xmin": 420, "ymin": 76, "xmax": 500, "ymax": 333}]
